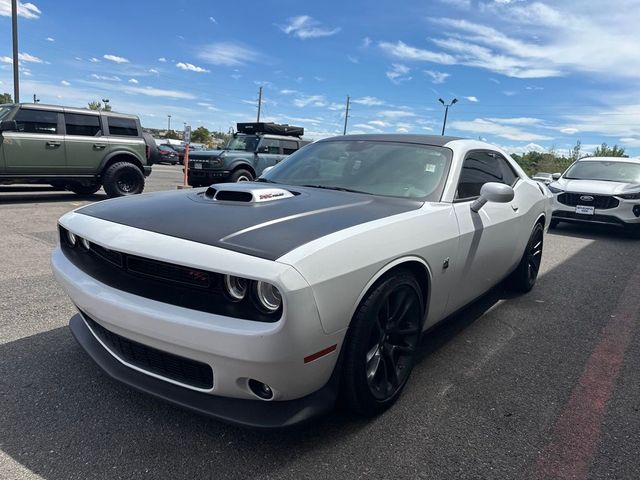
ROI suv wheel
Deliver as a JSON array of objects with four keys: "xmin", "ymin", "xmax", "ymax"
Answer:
[
  {"xmin": 102, "ymin": 162, "xmax": 145, "ymax": 197},
  {"xmin": 67, "ymin": 183, "xmax": 101, "ymax": 196},
  {"xmin": 230, "ymin": 169, "xmax": 253, "ymax": 182}
]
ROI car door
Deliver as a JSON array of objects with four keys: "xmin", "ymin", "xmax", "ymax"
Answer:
[
  {"xmin": 447, "ymin": 150, "xmax": 524, "ymax": 312},
  {"xmin": 3, "ymin": 107, "xmax": 66, "ymax": 174},
  {"xmin": 63, "ymin": 111, "xmax": 106, "ymax": 173},
  {"xmin": 254, "ymin": 138, "xmax": 284, "ymax": 174}
]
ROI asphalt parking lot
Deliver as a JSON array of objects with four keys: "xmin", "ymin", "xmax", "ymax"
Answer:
[{"xmin": 1, "ymin": 165, "xmax": 639, "ymax": 480}]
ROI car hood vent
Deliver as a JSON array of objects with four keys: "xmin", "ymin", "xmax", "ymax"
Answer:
[{"xmin": 204, "ymin": 183, "xmax": 295, "ymax": 203}]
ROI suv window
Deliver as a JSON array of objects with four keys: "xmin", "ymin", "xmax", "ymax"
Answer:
[
  {"xmin": 259, "ymin": 138, "xmax": 281, "ymax": 154},
  {"xmin": 65, "ymin": 113, "xmax": 101, "ymax": 136},
  {"xmin": 14, "ymin": 109, "xmax": 59, "ymax": 134},
  {"xmin": 107, "ymin": 116, "xmax": 138, "ymax": 136},
  {"xmin": 281, "ymin": 140, "xmax": 298, "ymax": 155},
  {"xmin": 456, "ymin": 151, "xmax": 518, "ymax": 200}
]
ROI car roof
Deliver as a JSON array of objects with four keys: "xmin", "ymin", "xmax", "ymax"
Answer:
[
  {"xmin": 13, "ymin": 103, "xmax": 138, "ymax": 119},
  {"xmin": 577, "ymin": 156, "xmax": 640, "ymax": 164},
  {"xmin": 319, "ymin": 134, "xmax": 463, "ymax": 146}
]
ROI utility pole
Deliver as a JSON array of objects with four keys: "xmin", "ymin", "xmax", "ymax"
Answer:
[
  {"xmin": 256, "ymin": 86, "xmax": 263, "ymax": 122},
  {"xmin": 167, "ymin": 114, "xmax": 172, "ymax": 132},
  {"xmin": 438, "ymin": 97, "xmax": 458, "ymax": 135},
  {"xmin": 343, "ymin": 95, "xmax": 350, "ymax": 135},
  {"xmin": 11, "ymin": 0, "xmax": 19, "ymax": 103}
]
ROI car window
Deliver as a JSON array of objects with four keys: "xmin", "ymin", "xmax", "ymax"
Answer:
[
  {"xmin": 0, "ymin": 105, "xmax": 12, "ymax": 121},
  {"xmin": 456, "ymin": 151, "xmax": 518, "ymax": 200},
  {"xmin": 65, "ymin": 113, "xmax": 101, "ymax": 136},
  {"xmin": 259, "ymin": 138, "xmax": 281, "ymax": 154},
  {"xmin": 281, "ymin": 140, "xmax": 298, "ymax": 155},
  {"xmin": 107, "ymin": 117, "xmax": 138, "ymax": 136},
  {"xmin": 14, "ymin": 108, "xmax": 59, "ymax": 134}
]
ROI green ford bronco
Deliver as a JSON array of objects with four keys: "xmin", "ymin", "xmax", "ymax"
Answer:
[{"xmin": 0, "ymin": 103, "xmax": 155, "ymax": 197}]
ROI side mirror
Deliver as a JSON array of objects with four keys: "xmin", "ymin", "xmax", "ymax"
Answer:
[
  {"xmin": 0, "ymin": 120, "xmax": 17, "ymax": 132},
  {"xmin": 471, "ymin": 182, "xmax": 515, "ymax": 213},
  {"xmin": 552, "ymin": 173, "xmax": 561, "ymax": 180}
]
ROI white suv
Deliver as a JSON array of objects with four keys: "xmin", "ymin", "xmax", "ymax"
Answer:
[{"xmin": 548, "ymin": 156, "xmax": 640, "ymax": 236}]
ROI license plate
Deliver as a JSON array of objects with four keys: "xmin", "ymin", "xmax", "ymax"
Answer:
[
  {"xmin": 576, "ymin": 205, "xmax": 595, "ymax": 215},
  {"xmin": 193, "ymin": 163, "xmax": 202, "ymax": 170}
]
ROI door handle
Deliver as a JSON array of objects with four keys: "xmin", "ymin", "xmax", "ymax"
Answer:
[
  {"xmin": 93, "ymin": 144, "xmax": 107, "ymax": 150},
  {"xmin": 46, "ymin": 141, "xmax": 61, "ymax": 148}
]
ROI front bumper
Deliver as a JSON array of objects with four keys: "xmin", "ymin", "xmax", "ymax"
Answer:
[
  {"xmin": 551, "ymin": 196, "xmax": 640, "ymax": 227},
  {"xmin": 69, "ymin": 313, "xmax": 339, "ymax": 428},
  {"xmin": 143, "ymin": 165, "xmax": 152, "ymax": 176},
  {"xmin": 188, "ymin": 169, "xmax": 231, "ymax": 185}
]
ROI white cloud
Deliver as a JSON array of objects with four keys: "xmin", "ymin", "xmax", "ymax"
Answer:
[
  {"xmin": 279, "ymin": 15, "xmax": 340, "ymax": 39},
  {"xmin": 380, "ymin": 41, "xmax": 456, "ymax": 64},
  {"xmin": 378, "ymin": 110, "xmax": 416, "ymax": 118},
  {"xmin": 450, "ymin": 118, "xmax": 553, "ymax": 141},
  {"xmin": 464, "ymin": 96, "xmax": 479, "ymax": 102},
  {"xmin": 128, "ymin": 78, "xmax": 139, "ymax": 84},
  {"xmin": 158, "ymin": 57, "xmax": 167, "ymax": 62},
  {"xmin": 0, "ymin": 0, "xmax": 41, "ymax": 19},
  {"xmin": 0, "ymin": 56, "xmax": 12, "ymax": 64},
  {"xmin": 60, "ymin": 80, "xmax": 70, "ymax": 86},
  {"xmin": 45, "ymin": 37, "xmax": 54, "ymax": 42},
  {"xmin": 103, "ymin": 54, "xmax": 129, "ymax": 64},
  {"xmin": 199, "ymin": 42, "xmax": 260, "ymax": 66},
  {"xmin": 424, "ymin": 70, "xmax": 450, "ymax": 84},
  {"xmin": 125, "ymin": 86, "xmax": 195, "ymax": 100},
  {"xmin": 18, "ymin": 52, "xmax": 43, "ymax": 63},
  {"xmin": 386, "ymin": 63, "xmax": 412, "ymax": 84},
  {"xmin": 368, "ymin": 120, "xmax": 389, "ymax": 128},
  {"xmin": 149, "ymin": 68, "xmax": 159, "ymax": 74},
  {"xmin": 90, "ymin": 74, "xmax": 121, "ymax": 81},
  {"xmin": 352, "ymin": 96, "xmax": 385, "ymax": 106},
  {"xmin": 560, "ymin": 127, "xmax": 579, "ymax": 134},
  {"xmin": 362, "ymin": 37, "xmax": 372, "ymax": 48},
  {"xmin": 209, "ymin": 16, "xmax": 217, "ymax": 23},
  {"xmin": 352, "ymin": 123, "xmax": 379, "ymax": 131},
  {"xmin": 89, "ymin": 57, "xmax": 100, "ymax": 63},
  {"xmin": 176, "ymin": 62, "xmax": 209, "ymax": 73},
  {"xmin": 347, "ymin": 55, "xmax": 359, "ymax": 64},
  {"xmin": 280, "ymin": 89, "xmax": 298, "ymax": 95},
  {"xmin": 487, "ymin": 117, "xmax": 542, "ymax": 125},
  {"xmin": 293, "ymin": 95, "xmax": 327, "ymax": 108}
]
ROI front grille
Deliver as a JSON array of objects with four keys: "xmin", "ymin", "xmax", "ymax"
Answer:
[
  {"xmin": 126, "ymin": 256, "xmax": 211, "ymax": 288},
  {"xmin": 557, "ymin": 192, "xmax": 619, "ymax": 209},
  {"xmin": 553, "ymin": 210, "xmax": 625, "ymax": 225},
  {"xmin": 82, "ymin": 311, "xmax": 214, "ymax": 389}
]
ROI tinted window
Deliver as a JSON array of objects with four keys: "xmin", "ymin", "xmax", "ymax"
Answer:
[
  {"xmin": 456, "ymin": 151, "xmax": 518, "ymax": 199},
  {"xmin": 14, "ymin": 109, "xmax": 58, "ymax": 134},
  {"xmin": 107, "ymin": 117, "xmax": 138, "ymax": 136},
  {"xmin": 259, "ymin": 138, "xmax": 280, "ymax": 154},
  {"xmin": 65, "ymin": 113, "xmax": 101, "ymax": 136},
  {"xmin": 281, "ymin": 140, "xmax": 298, "ymax": 155}
]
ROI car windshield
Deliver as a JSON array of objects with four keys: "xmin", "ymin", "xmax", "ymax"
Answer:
[
  {"xmin": 564, "ymin": 161, "xmax": 640, "ymax": 183},
  {"xmin": 261, "ymin": 140, "xmax": 452, "ymax": 201},
  {"xmin": 225, "ymin": 135, "xmax": 258, "ymax": 152}
]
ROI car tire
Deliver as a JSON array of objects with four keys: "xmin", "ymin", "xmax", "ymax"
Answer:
[
  {"xmin": 341, "ymin": 270, "xmax": 424, "ymax": 416},
  {"xmin": 230, "ymin": 169, "xmax": 253, "ymax": 182},
  {"xmin": 506, "ymin": 222, "xmax": 544, "ymax": 293},
  {"xmin": 102, "ymin": 162, "xmax": 145, "ymax": 198},
  {"xmin": 66, "ymin": 183, "xmax": 101, "ymax": 196},
  {"xmin": 549, "ymin": 219, "xmax": 559, "ymax": 229}
]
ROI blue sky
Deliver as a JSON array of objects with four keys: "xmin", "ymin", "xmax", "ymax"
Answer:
[{"xmin": 1, "ymin": 0, "xmax": 640, "ymax": 155}]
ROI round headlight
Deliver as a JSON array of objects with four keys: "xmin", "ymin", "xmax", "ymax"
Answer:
[
  {"xmin": 224, "ymin": 275, "xmax": 248, "ymax": 302},
  {"xmin": 66, "ymin": 230, "xmax": 77, "ymax": 247},
  {"xmin": 80, "ymin": 237, "xmax": 90, "ymax": 250},
  {"xmin": 254, "ymin": 281, "xmax": 282, "ymax": 313}
]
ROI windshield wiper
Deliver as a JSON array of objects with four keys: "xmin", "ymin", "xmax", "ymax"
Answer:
[{"xmin": 300, "ymin": 184, "xmax": 369, "ymax": 195}]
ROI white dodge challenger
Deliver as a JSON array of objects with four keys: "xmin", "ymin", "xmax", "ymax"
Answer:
[{"xmin": 52, "ymin": 135, "xmax": 552, "ymax": 428}]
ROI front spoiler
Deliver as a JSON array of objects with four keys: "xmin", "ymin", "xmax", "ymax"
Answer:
[{"xmin": 69, "ymin": 314, "xmax": 339, "ymax": 429}]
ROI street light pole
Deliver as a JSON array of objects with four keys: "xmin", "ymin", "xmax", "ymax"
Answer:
[
  {"xmin": 167, "ymin": 114, "xmax": 172, "ymax": 132},
  {"xmin": 438, "ymin": 97, "xmax": 458, "ymax": 136},
  {"xmin": 102, "ymin": 98, "xmax": 109, "ymax": 111},
  {"xmin": 11, "ymin": 0, "xmax": 19, "ymax": 103}
]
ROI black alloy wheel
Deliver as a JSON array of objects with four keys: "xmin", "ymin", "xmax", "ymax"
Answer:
[
  {"xmin": 506, "ymin": 222, "xmax": 544, "ymax": 293},
  {"xmin": 527, "ymin": 226, "xmax": 544, "ymax": 285}
]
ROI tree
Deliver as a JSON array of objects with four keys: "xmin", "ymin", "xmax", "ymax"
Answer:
[
  {"xmin": 592, "ymin": 143, "xmax": 627, "ymax": 157},
  {"xmin": 569, "ymin": 140, "xmax": 582, "ymax": 161},
  {"xmin": 164, "ymin": 130, "xmax": 180, "ymax": 140},
  {"xmin": 191, "ymin": 126, "xmax": 211, "ymax": 144},
  {"xmin": 0, "ymin": 93, "xmax": 13, "ymax": 104},
  {"xmin": 87, "ymin": 101, "xmax": 112, "ymax": 112}
]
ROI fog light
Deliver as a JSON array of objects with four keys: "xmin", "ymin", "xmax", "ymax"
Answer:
[
  {"xmin": 254, "ymin": 281, "xmax": 282, "ymax": 313},
  {"xmin": 224, "ymin": 275, "xmax": 248, "ymax": 302},
  {"xmin": 66, "ymin": 230, "xmax": 77, "ymax": 247},
  {"xmin": 633, "ymin": 205, "xmax": 640, "ymax": 218},
  {"xmin": 80, "ymin": 237, "xmax": 91, "ymax": 250},
  {"xmin": 248, "ymin": 379, "xmax": 273, "ymax": 400}
]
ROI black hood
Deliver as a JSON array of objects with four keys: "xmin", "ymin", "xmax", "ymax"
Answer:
[{"xmin": 77, "ymin": 184, "xmax": 422, "ymax": 260}]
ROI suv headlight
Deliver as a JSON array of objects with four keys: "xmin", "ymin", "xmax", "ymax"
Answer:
[
  {"xmin": 548, "ymin": 185, "xmax": 564, "ymax": 194},
  {"xmin": 618, "ymin": 192, "xmax": 640, "ymax": 200}
]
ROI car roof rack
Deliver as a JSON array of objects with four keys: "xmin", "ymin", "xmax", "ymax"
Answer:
[{"xmin": 236, "ymin": 122, "xmax": 304, "ymax": 137}]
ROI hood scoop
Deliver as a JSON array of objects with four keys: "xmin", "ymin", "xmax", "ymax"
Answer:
[{"xmin": 204, "ymin": 183, "xmax": 296, "ymax": 203}]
